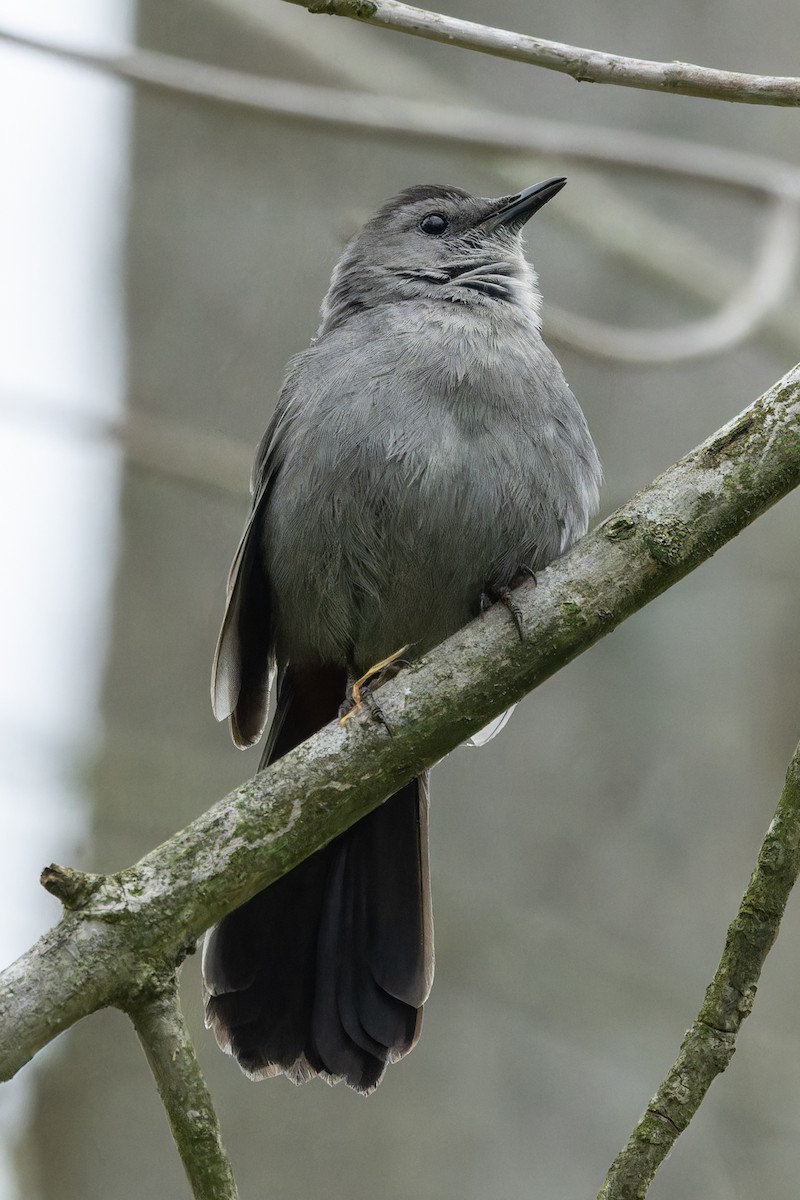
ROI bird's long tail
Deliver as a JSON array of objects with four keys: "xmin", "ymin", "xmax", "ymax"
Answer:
[{"xmin": 202, "ymin": 666, "xmax": 434, "ymax": 1093}]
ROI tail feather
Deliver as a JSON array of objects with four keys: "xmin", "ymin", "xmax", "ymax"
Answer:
[
  {"xmin": 203, "ymin": 667, "xmax": 433, "ymax": 1093},
  {"xmin": 203, "ymin": 850, "xmax": 329, "ymax": 1077},
  {"xmin": 362, "ymin": 771, "xmax": 433, "ymax": 1006}
]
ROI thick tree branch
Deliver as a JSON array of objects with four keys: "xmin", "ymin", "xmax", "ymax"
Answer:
[
  {"xmin": 598, "ymin": 736, "xmax": 800, "ymax": 1198},
  {"xmin": 284, "ymin": 0, "xmax": 800, "ymax": 106},
  {"xmin": 0, "ymin": 363, "xmax": 798, "ymax": 1083},
  {"xmin": 127, "ymin": 977, "xmax": 239, "ymax": 1200}
]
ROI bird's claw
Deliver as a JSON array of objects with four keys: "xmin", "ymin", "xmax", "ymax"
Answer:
[
  {"xmin": 338, "ymin": 644, "xmax": 411, "ymax": 728},
  {"xmin": 480, "ymin": 583, "xmax": 530, "ymax": 641}
]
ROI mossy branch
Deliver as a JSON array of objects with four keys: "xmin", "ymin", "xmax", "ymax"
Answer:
[
  {"xmin": 127, "ymin": 977, "xmax": 239, "ymax": 1200},
  {"xmin": 598, "ymin": 738, "xmax": 800, "ymax": 1198},
  {"xmin": 0, "ymin": 363, "xmax": 798, "ymax": 1195}
]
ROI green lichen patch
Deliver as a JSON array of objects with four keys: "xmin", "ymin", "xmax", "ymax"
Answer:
[{"xmin": 308, "ymin": 0, "xmax": 378, "ymax": 16}]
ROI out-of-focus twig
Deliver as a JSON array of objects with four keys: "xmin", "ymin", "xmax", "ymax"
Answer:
[
  {"xmin": 121, "ymin": 412, "xmax": 252, "ymax": 496},
  {"xmin": 598, "ymin": 736, "xmax": 800, "ymax": 1198},
  {"xmin": 2, "ymin": 29, "xmax": 799, "ymax": 198},
  {"xmin": 217, "ymin": 0, "xmax": 800, "ymax": 362},
  {"xmin": 4, "ymin": 27, "xmax": 798, "ymax": 365},
  {"xmin": 537, "ymin": 169, "xmax": 800, "ymax": 362},
  {"xmin": 547, "ymin": 195, "xmax": 800, "ymax": 362},
  {"xmin": 283, "ymin": 0, "xmax": 800, "ymax": 106},
  {"xmin": 0, "ymin": 394, "xmax": 251, "ymax": 498}
]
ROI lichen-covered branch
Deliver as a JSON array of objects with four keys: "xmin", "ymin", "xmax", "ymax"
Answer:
[
  {"xmin": 0, "ymin": 364, "xmax": 799, "ymax": 1087},
  {"xmin": 284, "ymin": 0, "xmax": 800, "ymax": 106},
  {"xmin": 127, "ymin": 978, "xmax": 239, "ymax": 1200},
  {"xmin": 598, "ymin": 737, "xmax": 800, "ymax": 1199}
]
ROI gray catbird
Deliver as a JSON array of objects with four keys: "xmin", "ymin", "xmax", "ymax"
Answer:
[{"xmin": 203, "ymin": 178, "xmax": 602, "ymax": 1093}]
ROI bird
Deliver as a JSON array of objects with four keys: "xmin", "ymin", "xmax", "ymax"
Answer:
[{"xmin": 202, "ymin": 177, "xmax": 602, "ymax": 1094}]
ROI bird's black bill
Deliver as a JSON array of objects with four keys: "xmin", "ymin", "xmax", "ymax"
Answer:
[{"xmin": 481, "ymin": 177, "xmax": 567, "ymax": 233}]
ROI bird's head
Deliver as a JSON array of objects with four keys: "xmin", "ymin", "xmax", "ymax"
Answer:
[{"xmin": 319, "ymin": 177, "xmax": 566, "ymax": 331}]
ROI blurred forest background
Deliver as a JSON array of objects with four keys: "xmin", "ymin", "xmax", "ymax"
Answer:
[{"xmin": 2, "ymin": 0, "xmax": 800, "ymax": 1197}]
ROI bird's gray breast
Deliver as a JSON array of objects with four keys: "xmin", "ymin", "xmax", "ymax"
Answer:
[{"xmin": 264, "ymin": 304, "xmax": 600, "ymax": 670}]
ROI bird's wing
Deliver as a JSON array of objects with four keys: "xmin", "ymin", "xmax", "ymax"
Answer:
[
  {"xmin": 466, "ymin": 706, "xmax": 517, "ymax": 747},
  {"xmin": 210, "ymin": 397, "xmax": 295, "ymax": 749}
]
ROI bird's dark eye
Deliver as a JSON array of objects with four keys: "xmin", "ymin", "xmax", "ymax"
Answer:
[{"xmin": 418, "ymin": 212, "xmax": 449, "ymax": 236}]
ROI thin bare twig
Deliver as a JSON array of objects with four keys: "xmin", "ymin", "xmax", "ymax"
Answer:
[
  {"xmin": 283, "ymin": 0, "xmax": 800, "ymax": 107},
  {"xmin": 598, "ymin": 737, "xmax": 800, "ymax": 1198}
]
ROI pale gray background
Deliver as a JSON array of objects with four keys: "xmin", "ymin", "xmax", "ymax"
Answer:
[{"xmin": 5, "ymin": 1, "xmax": 800, "ymax": 1197}]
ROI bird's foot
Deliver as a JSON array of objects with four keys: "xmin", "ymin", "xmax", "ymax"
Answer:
[
  {"xmin": 338, "ymin": 645, "xmax": 412, "ymax": 729},
  {"xmin": 480, "ymin": 576, "xmax": 535, "ymax": 642}
]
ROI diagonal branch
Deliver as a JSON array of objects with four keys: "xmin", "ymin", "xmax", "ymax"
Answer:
[
  {"xmin": 0, "ymin": 363, "xmax": 799, "ymax": 1084},
  {"xmin": 283, "ymin": 0, "xmax": 800, "ymax": 106},
  {"xmin": 598, "ymin": 735, "xmax": 800, "ymax": 1198}
]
